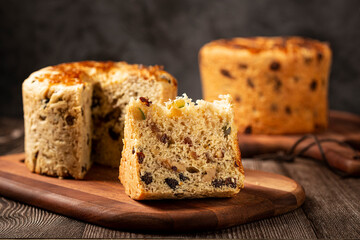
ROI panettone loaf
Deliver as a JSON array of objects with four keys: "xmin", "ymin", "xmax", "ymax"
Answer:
[
  {"xmin": 22, "ymin": 61, "xmax": 177, "ymax": 179},
  {"xmin": 199, "ymin": 37, "xmax": 332, "ymax": 134},
  {"xmin": 119, "ymin": 94, "xmax": 244, "ymax": 200}
]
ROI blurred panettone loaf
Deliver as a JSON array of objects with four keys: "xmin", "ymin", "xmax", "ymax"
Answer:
[
  {"xmin": 22, "ymin": 61, "xmax": 177, "ymax": 179},
  {"xmin": 199, "ymin": 37, "xmax": 332, "ymax": 134}
]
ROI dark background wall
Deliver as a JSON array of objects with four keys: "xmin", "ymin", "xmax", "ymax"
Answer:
[{"xmin": 0, "ymin": 0, "xmax": 359, "ymax": 118}]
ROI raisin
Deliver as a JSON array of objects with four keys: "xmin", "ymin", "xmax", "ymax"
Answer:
[
  {"xmin": 234, "ymin": 161, "xmax": 239, "ymax": 167},
  {"xmin": 235, "ymin": 95, "xmax": 241, "ymax": 103},
  {"xmin": 165, "ymin": 178, "xmax": 178, "ymax": 190},
  {"xmin": 160, "ymin": 134, "xmax": 168, "ymax": 143},
  {"xmin": 65, "ymin": 115, "xmax": 76, "ymax": 126},
  {"xmin": 270, "ymin": 103, "xmax": 278, "ymax": 112},
  {"xmin": 91, "ymin": 96, "xmax": 101, "ymax": 109},
  {"xmin": 310, "ymin": 80, "xmax": 317, "ymax": 91},
  {"xmin": 222, "ymin": 126, "xmax": 231, "ymax": 137},
  {"xmin": 238, "ymin": 63, "xmax": 248, "ymax": 69},
  {"xmin": 179, "ymin": 173, "xmax": 190, "ymax": 182},
  {"xmin": 186, "ymin": 166, "xmax": 199, "ymax": 173},
  {"xmin": 108, "ymin": 127, "xmax": 120, "ymax": 140},
  {"xmin": 247, "ymin": 78, "xmax": 255, "ymax": 88},
  {"xmin": 86, "ymin": 134, "xmax": 90, "ymax": 146},
  {"xmin": 150, "ymin": 123, "xmax": 160, "ymax": 133},
  {"xmin": 171, "ymin": 166, "xmax": 178, "ymax": 171},
  {"xmin": 34, "ymin": 151, "xmax": 39, "ymax": 160},
  {"xmin": 141, "ymin": 172, "xmax": 153, "ymax": 185},
  {"xmin": 42, "ymin": 98, "xmax": 50, "ymax": 109},
  {"xmin": 160, "ymin": 134, "xmax": 173, "ymax": 146},
  {"xmin": 190, "ymin": 151, "xmax": 197, "ymax": 159},
  {"xmin": 184, "ymin": 137, "xmax": 192, "ymax": 146},
  {"xmin": 220, "ymin": 69, "xmax": 234, "ymax": 79},
  {"xmin": 159, "ymin": 73, "xmax": 171, "ymax": 83},
  {"xmin": 212, "ymin": 179, "xmax": 224, "ymax": 188},
  {"xmin": 81, "ymin": 108, "xmax": 84, "ymax": 116},
  {"xmin": 270, "ymin": 61, "xmax": 281, "ymax": 71},
  {"xmin": 317, "ymin": 52, "xmax": 323, "ymax": 62},
  {"xmin": 103, "ymin": 107, "xmax": 121, "ymax": 122},
  {"xmin": 132, "ymin": 147, "xmax": 135, "ymax": 154},
  {"xmin": 174, "ymin": 193, "xmax": 184, "ymax": 198},
  {"xmin": 137, "ymin": 152, "xmax": 145, "ymax": 164},
  {"xmin": 225, "ymin": 177, "xmax": 237, "ymax": 188},
  {"xmin": 139, "ymin": 97, "xmax": 152, "ymax": 106},
  {"xmin": 285, "ymin": 106, "xmax": 292, "ymax": 115},
  {"xmin": 304, "ymin": 57, "xmax": 312, "ymax": 64},
  {"xmin": 244, "ymin": 125, "xmax": 252, "ymax": 134},
  {"xmin": 273, "ymin": 77, "xmax": 282, "ymax": 92},
  {"xmin": 81, "ymin": 164, "xmax": 87, "ymax": 173},
  {"xmin": 39, "ymin": 115, "xmax": 46, "ymax": 121}
]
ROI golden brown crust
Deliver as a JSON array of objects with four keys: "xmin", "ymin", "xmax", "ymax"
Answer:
[
  {"xmin": 31, "ymin": 61, "xmax": 177, "ymax": 87},
  {"xmin": 206, "ymin": 36, "xmax": 329, "ymax": 54}
]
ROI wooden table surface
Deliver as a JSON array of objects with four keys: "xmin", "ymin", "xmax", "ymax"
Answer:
[{"xmin": 0, "ymin": 117, "xmax": 359, "ymax": 239}]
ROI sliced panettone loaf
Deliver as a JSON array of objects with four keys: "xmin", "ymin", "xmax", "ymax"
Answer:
[
  {"xmin": 23, "ymin": 79, "xmax": 93, "ymax": 179},
  {"xmin": 119, "ymin": 94, "xmax": 244, "ymax": 200},
  {"xmin": 22, "ymin": 61, "xmax": 177, "ymax": 179},
  {"xmin": 199, "ymin": 37, "xmax": 332, "ymax": 134}
]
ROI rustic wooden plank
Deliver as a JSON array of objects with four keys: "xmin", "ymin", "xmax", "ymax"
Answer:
[
  {"xmin": 284, "ymin": 159, "xmax": 360, "ymax": 239},
  {"xmin": 0, "ymin": 197, "xmax": 85, "ymax": 238},
  {"xmin": 257, "ymin": 157, "xmax": 360, "ymax": 239}
]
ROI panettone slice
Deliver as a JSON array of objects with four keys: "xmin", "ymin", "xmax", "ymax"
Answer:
[{"xmin": 119, "ymin": 94, "xmax": 244, "ymax": 200}]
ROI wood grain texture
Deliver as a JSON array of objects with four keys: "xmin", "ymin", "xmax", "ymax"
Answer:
[
  {"xmin": 0, "ymin": 197, "xmax": 85, "ymax": 238},
  {"xmin": 238, "ymin": 111, "xmax": 360, "ymax": 175},
  {"xmin": 0, "ymin": 153, "xmax": 304, "ymax": 232},
  {"xmin": 0, "ymin": 116, "xmax": 359, "ymax": 238}
]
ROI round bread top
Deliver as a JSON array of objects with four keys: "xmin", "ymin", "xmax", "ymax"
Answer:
[
  {"xmin": 203, "ymin": 37, "xmax": 330, "ymax": 55},
  {"xmin": 26, "ymin": 61, "xmax": 177, "ymax": 87}
]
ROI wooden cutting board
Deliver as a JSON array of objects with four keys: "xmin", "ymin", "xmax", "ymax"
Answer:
[
  {"xmin": 0, "ymin": 153, "xmax": 305, "ymax": 232},
  {"xmin": 238, "ymin": 110, "xmax": 360, "ymax": 176}
]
